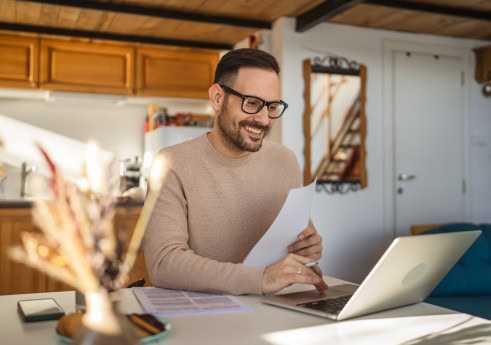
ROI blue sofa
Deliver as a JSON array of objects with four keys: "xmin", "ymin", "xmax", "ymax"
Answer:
[{"xmin": 420, "ymin": 223, "xmax": 491, "ymax": 320}]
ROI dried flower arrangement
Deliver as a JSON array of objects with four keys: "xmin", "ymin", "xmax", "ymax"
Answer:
[{"xmin": 8, "ymin": 143, "xmax": 167, "ymax": 294}]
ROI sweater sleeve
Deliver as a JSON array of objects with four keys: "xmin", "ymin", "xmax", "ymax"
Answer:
[{"xmin": 143, "ymin": 166, "xmax": 265, "ymax": 295}]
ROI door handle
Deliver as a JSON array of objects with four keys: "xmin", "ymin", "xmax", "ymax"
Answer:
[{"xmin": 398, "ymin": 174, "xmax": 416, "ymax": 181}]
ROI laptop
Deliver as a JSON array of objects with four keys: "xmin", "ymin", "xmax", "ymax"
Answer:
[{"xmin": 262, "ymin": 230, "xmax": 481, "ymax": 321}]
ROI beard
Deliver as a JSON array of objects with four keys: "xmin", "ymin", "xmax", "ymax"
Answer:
[{"xmin": 217, "ymin": 103, "xmax": 270, "ymax": 153}]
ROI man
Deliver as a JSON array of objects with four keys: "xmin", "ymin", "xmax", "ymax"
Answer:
[{"xmin": 144, "ymin": 48, "xmax": 327, "ymax": 295}]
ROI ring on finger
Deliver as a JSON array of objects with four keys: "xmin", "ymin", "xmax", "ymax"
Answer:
[{"xmin": 297, "ymin": 267, "xmax": 302, "ymax": 275}]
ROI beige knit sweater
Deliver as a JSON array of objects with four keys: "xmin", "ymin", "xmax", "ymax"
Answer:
[{"xmin": 143, "ymin": 134, "xmax": 301, "ymax": 295}]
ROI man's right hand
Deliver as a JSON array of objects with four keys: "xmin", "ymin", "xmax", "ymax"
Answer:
[{"xmin": 261, "ymin": 254, "xmax": 328, "ymax": 295}]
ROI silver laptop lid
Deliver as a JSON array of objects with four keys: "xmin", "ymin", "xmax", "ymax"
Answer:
[{"xmin": 337, "ymin": 230, "xmax": 481, "ymax": 320}]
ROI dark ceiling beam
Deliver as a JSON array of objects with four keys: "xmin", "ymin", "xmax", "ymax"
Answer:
[
  {"xmin": 296, "ymin": 0, "xmax": 491, "ymax": 33},
  {"xmin": 296, "ymin": 0, "xmax": 365, "ymax": 33},
  {"xmin": 17, "ymin": 0, "xmax": 272, "ymax": 29},
  {"xmin": 0, "ymin": 22, "xmax": 233, "ymax": 50},
  {"xmin": 366, "ymin": 0, "xmax": 491, "ymax": 22}
]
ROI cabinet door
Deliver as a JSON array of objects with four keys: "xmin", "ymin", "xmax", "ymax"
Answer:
[
  {"xmin": 0, "ymin": 35, "xmax": 39, "ymax": 89},
  {"xmin": 0, "ymin": 207, "xmax": 143, "ymax": 295},
  {"xmin": 114, "ymin": 207, "xmax": 150, "ymax": 287},
  {"xmin": 0, "ymin": 209, "xmax": 73, "ymax": 295},
  {"xmin": 40, "ymin": 39, "xmax": 135, "ymax": 94},
  {"xmin": 0, "ymin": 210, "xmax": 42, "ymax": 295},
  {"xmin": 136, "ymin": 47, "xmax": 218, "ymax": 98}
]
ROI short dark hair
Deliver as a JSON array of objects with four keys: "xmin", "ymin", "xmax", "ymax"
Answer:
[{"xmin": 213, "ymin": 48, "xmax": 280, "ymax": 87}]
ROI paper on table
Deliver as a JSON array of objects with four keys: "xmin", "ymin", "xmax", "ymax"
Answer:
[
  {"xmin": 242, "ymin": 180, "xmax": 316, "ymax": 267},
  {"xmin": 132, "ymin": 287, "xmax": 252, "ymax": 316}
]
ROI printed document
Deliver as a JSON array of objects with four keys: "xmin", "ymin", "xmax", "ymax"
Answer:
[
  {"xmin": 243, "ymin": 180, "xmax": 316, "ymax": 267},
  {"xmin": 132, "ymin": 287, "xmax": 252, "ymax": 316}
]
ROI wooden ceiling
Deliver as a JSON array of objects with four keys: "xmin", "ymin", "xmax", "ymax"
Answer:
[
  {"xmin": 0, "ymin": 0, "xmax": 489, "ymax": 50},
  {"xmin": 329, "ymin": 0, "xmax": 491, "ymax": 40},
  {"xmin": 0, "ymin": 0, "xmax": 325, "ymax": 49}
]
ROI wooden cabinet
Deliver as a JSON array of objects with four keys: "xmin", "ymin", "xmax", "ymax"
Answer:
[
  {"xmin": 0, "ymin": 208, "xmax": 58, "ymax": 295},
  {"xmin": 136, "ymin": 47, "xmax": 218, "ymax": 98},
  {"xmin": 0, "ymin": 35, "xmax": 39, "ymax": 89},
  {"xmin": 0, "ymin": 33, "xmax": 219, "ymax": 98},
  {"xmin": 114, "ymin": 206, "xmax": 142, "ymax": 249},
  {"xmin": 40, "ymin": 39, "xmax": 135, "ymax": 94},
  {"xmin": 115, "ymin": 207, "xmax": 151, "ymax": 287},
  {"xmin": 0, "ymin": 206, "xmax": 142, "ymax": 295},
  {"xmin": 474, "ymin": 45, "xmax": 491, "ymax": 83}
]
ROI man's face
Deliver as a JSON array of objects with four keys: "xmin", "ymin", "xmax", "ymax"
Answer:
[{"xmin": 216, "ymin": 67, "xmax": 280, "ymax": 153}]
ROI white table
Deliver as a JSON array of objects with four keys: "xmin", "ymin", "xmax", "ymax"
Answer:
[{"xmin": 2, "ymin": 276, "xmax": 491, "ymax": 345}]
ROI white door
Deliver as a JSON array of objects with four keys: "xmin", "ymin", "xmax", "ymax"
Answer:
[{"xmin": 394, "ymin": 51, "xmax": 465, "ymax": 237}]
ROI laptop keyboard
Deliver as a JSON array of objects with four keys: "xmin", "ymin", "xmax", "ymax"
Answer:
[{"xmin": 297, "ymin": 295, "xmax": 352, "ymax": 315}]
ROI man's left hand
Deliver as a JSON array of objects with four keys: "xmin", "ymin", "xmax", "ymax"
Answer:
[{"xmin": 288, "ymin": 222, "xmax": 323, "ymax": 261}]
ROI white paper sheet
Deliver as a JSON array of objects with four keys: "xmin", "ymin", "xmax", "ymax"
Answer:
[
  {"xmin": 242, "ymin": 180, "xmax": 316, "ymax": 267},
  {"xmin": 132, "ymin": 287, "xmax": 252, "ymax": 316}
]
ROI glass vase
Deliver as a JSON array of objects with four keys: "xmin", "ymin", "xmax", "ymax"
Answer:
[{"xmin": 73, "ymin": 289, "xmax": 140, "ymax": 345}]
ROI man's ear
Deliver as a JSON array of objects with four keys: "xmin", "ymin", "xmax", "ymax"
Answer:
[{"xmin": 208, "ymin": 84, "xmax": 223, "ymax": 114}]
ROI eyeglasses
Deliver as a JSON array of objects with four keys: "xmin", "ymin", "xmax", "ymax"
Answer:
[{"xmin": 219, "ymin": 84, "xmax": 288, "ymax": 119}]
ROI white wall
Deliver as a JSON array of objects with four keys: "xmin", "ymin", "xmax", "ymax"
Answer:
[
  {"xmin": 0, "ymin": 114, "xmax": 116, "ymax": 198},
  {"xmin": 0, "ymin": 93, "xmax": 212, "ymax": 159},
  {"xmin": 0, "ymin": 92, "xmax": 213, "ymax": 198},
  {"xmin": 0, "ymin": 98, "xmax": 147, "ymax": 158},
  {"xmin": 272, "ymin": 18, "xmax": 491, "ymax": 283}
]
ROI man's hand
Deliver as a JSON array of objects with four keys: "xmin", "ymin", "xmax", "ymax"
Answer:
[
  {"xmin": 288, "ymin": 222, "xmax": 323, "ymax": 261},
  {"xmin": 261, "ymin": 254, "xmax": 328, "ymax": 295}
]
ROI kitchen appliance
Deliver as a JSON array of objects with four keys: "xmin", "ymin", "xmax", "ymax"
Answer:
[{"xmin": 120, "ymin": 156, "xmax": 142, "ymax": 194}]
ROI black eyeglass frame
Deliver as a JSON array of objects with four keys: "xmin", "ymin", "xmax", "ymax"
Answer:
[{"xmin": 219, "ymin": 84, "xmax": 288, "ymax": 119}]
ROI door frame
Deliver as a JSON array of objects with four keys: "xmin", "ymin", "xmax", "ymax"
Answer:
[{"xmin": 382, "ymin": 39, "xmax": 473, "ymax": 239}]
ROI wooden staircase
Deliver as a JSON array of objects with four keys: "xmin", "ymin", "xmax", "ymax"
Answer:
[
  {"xmin": 303, "ymin": 59, "xmax": 367, "ymax": 189},
  {"xmin": 313, "ymin": 95, "xmax": 362, "ymax": 181}
]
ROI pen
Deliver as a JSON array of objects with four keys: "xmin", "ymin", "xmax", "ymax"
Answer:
[{"xmin": 305, "ymin": 262, "xmax": 318, "ymax": 268}]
